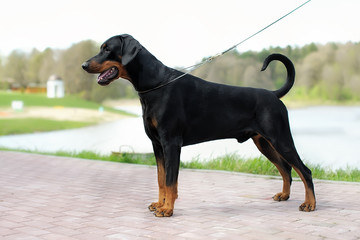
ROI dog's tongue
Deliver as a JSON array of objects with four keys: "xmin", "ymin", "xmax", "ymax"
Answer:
[{"xmin": 98, "ymin": 69, "xmax": 112, "ymax": 82}]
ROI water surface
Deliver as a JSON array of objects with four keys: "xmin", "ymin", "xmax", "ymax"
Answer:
[{"xmin": 0, "ymin": 106, "xmax": 359, "ymax": 170}]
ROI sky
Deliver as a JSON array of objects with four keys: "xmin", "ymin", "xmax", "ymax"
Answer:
[{"xmin": 0, "ymin": 0, "xmax": 359, "ymax": 67}]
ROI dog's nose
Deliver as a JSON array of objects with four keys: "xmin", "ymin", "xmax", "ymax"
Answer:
[{"xmin": 82, "ymin": 62, "xmax": 89, "ymax": 70}]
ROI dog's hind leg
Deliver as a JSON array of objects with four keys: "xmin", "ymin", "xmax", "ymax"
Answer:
[
  {"xmin": 265, "ymin": 132, "xmax": 316, "ymax": 212},
  {"xmin": 276, "ymin": 144, "xmax": 316, "ymax": 212},
  {"xmin": 255, "ymin": 104, "xmax": 315, "ymax": 211},
  {"xmin": 252, "ymin": 135, "xmax": 292, "ymax": 201}
]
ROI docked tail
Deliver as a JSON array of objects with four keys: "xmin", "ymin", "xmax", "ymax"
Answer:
[{"xmin": 261, "ymin": 53, "xmax": 295, "ymax": 98}]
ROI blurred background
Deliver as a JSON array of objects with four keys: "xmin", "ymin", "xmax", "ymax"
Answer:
[{"xmin": 0, "ymin": 0, "xmax": 359, "ymax": 170}]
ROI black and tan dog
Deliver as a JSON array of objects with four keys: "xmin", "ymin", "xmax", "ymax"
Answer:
[{"xmin": 82, "ymin": 34, "xmax": 316, "ymax": 217}]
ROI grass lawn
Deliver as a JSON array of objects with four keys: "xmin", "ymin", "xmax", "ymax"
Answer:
[
  {"xmin": 2, "ymin": 148, "xmax": 358, "ymax": 182},
  {"xmin": 184, "ymin": 154, "xmax": 360, "ymax": 182},
  {"xmin": 76, "ymin": 151, "xmax": 360, "ymax": 182}
]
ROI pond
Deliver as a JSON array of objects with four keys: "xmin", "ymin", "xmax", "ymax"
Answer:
[{"xmin": 0, "ymin": 106, "xmax": 359, "ymax": 170}]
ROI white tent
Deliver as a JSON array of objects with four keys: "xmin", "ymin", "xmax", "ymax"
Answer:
[{"xmin": 47, "ymin": 75, "xmax": 64, "ymax": 98}]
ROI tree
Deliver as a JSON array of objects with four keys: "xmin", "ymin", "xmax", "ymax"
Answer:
[
  {"xmin": 0, "ymin": 58, "xmax": 3, "ymax": 80},
  {"xmin": 4, "ymin": 50, "xmax": 28, "ymax": 89},
  {"xmin": 25, "ymin": 49, "xmax": 43, "ymax": 84},
  {"xmin": 38, "ymin": 48, "xmax": 56, "ymax": 84},
  {"xmin": 297, "ymin": 51, "xmax": 325, "ymax": 89},
  {"xmin": 0, "ymin": 58, "xmax": 5, "ymax": 89},
  {"xmin": 243, "ymin": 65, "xmax": 258, "ymax": 87},
  {"xmin": 57, "ymin": 40, "xmax": 98, "ymax": 98}
]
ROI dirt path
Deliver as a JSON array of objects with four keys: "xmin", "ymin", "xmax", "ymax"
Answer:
[{"xmin": 0, "ymin": 107, "xmax": 128, "ymax": 123}]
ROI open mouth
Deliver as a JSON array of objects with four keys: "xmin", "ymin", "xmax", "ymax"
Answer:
[{"xmin": 97, "ymin": 67, "xmax": 119, "ymax": 86}]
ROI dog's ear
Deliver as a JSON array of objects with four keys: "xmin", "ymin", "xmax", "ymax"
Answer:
[{"xmin": 120, "ymin": 34, "xmax": 142, "ymax": 66}]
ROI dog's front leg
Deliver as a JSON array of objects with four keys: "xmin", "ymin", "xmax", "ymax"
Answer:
[
  {"xmin": 154, "ymin": 142, "xmax": 181, "ymax": 217},
  {"xmin": 149, "ymin": 143, "xmax": 166, "ymax": 212}
]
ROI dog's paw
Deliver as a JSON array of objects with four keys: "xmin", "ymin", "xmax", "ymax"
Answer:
[
  {"xmin": 299, "ymin": 202, "xmax": 316, "ymax": 212},
  {"xmin": 272, "ymin": 192, "xmax": 290, "ymax": 201},
  {"xmin": 154, "ymin": 207, "xmax": 173, "ymax": 217},
  {"xmin": 148, "ymin": 202, "xmax": 163, "ymax": 212}
]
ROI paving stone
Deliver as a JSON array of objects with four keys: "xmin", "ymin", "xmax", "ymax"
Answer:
[{"xmin": 1, "ymin": 151, "xmax": 360, "ymax": 239}]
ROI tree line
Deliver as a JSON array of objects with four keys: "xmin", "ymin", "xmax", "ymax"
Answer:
[
  {"xmin": 0, "ymin": 40, "xmax": 359, "ymax": 102},
  {"xmin": 0, "ymin": 40, "xmax": 136, "ymax": 103},
  {"xmin": 193, "ymin": 42, "xmax": 360, "ymax": 101}
]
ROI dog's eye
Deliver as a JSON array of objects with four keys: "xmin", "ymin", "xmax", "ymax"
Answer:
[{"xmin": 105, "ymin": 47, "xmax": 111, "ymax": 53}]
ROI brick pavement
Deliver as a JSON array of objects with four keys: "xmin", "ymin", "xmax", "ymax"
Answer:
[{"xmin": 0, "ymin": 151, "xmax": 359, "ymax": 240}]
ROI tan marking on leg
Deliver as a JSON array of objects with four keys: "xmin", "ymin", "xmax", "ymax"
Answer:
[
  {"xmin": 272, "ymin": 161, "xmax": 291, "ymax": 201},
  {"xmin": 292, "ymin": 167, "xmax": 316, "ymax": 212},
  {"xmin": 155, "ymin": 183, "xmax": 177, "ymax": 217},
  {"xmin": 252, "ymin": 135, "xmax": 291, "ymax": 201},
  {"xmin": 149, "ymin": 160, "xmax": 166, "ymax": 212}
]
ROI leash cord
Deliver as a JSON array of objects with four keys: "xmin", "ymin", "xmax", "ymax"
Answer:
[
  {"xmin": 220, "ymin": 0, "xmax": 312, "ymax": 56},
  {"xmin": 138, "ymin": 0, "xmax": 311, "ymax": 94}
]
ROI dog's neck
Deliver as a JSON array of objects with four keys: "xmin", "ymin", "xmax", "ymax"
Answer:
[{"xmin": 125, "ymin": 47, "xmax": 177, "ymax": 93}]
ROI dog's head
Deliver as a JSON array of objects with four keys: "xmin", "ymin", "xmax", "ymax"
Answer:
[{"xmin": 82, "ymin": 34, "xmax": 142, "ymax": 86}]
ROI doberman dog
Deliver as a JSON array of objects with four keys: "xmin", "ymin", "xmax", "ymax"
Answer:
[{"xmin": 82, "ymin": 34, "xmax": 316, "ymax": 217}]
